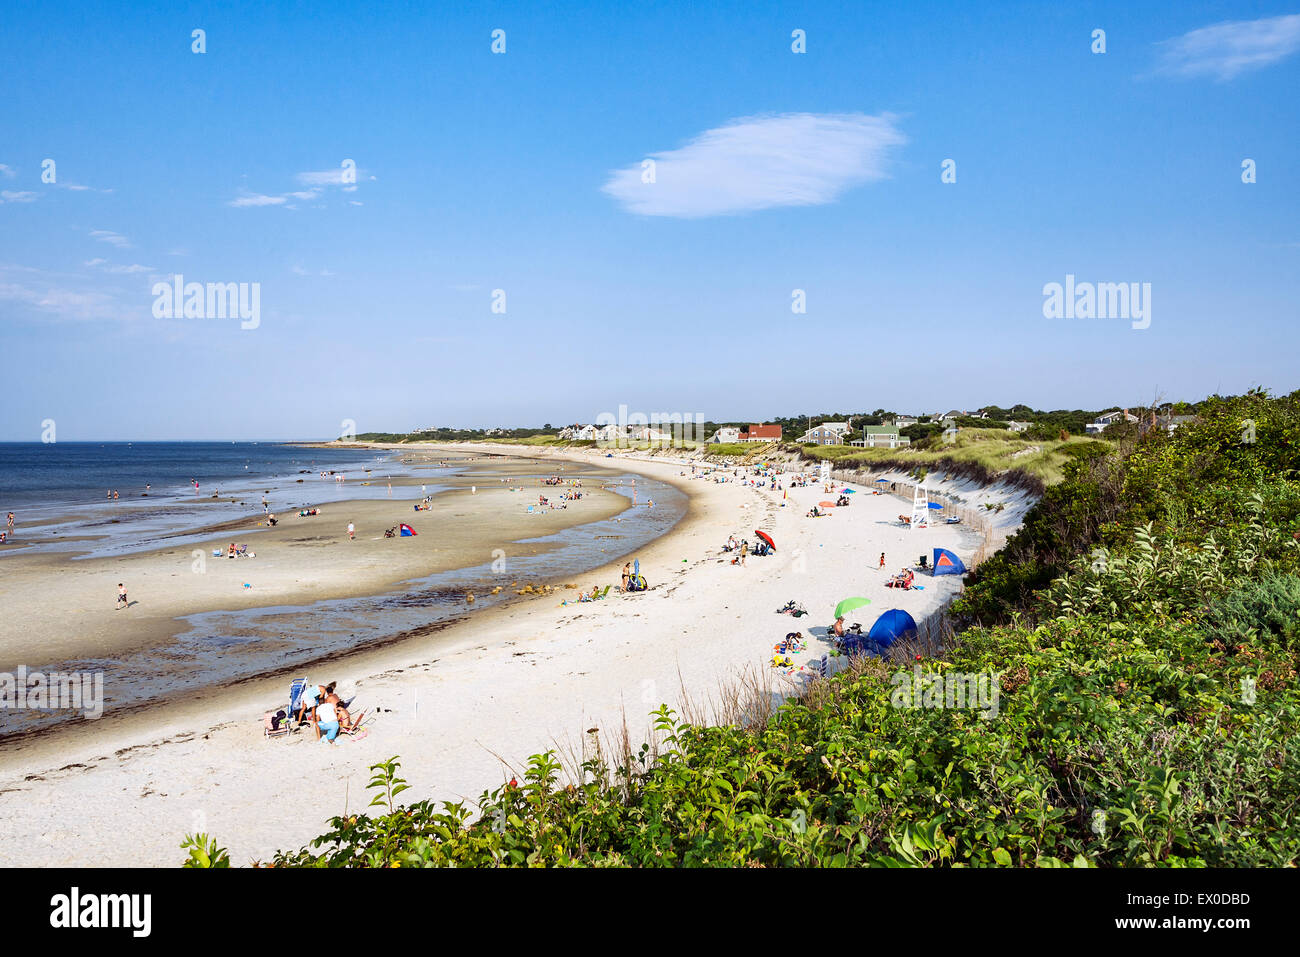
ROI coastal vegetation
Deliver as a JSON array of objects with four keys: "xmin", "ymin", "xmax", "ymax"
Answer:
[{"xmin": 187, "ymin": 391, "xmax": 1300, "ymax": 867}]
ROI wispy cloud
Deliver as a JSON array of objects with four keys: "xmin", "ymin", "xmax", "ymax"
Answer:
[
  {"xmin": 1153, "ymin": 13, "xmax": 1300, "ymax": 80},
  {"xmin": 0, "ymin": 263, "xmax": 135, "ymax": 323},
  {"xmin": 296, "ymin": 167, "xmax": 373, "ymax": 193},
  {"xmin": 0, "ymin": 164, "xmax": 16, "ymax": 179},
  {"xmin": 228, "ymin": 192, "xmax": 288, "ymax": 208},
  {"xmin": 229, "ymin": 166, "xmax": 373, "ymax": 208},
  {"xmin": 602, "ymin": 112, "xmax": 906, "ymax": 218},
  {"xmin": 85, "ymin": 258, "xmax": 153, "ymax": 275},
  {"xmin": 0, "ymin": 190, "xmax": 39, "ymax": 203},
  {"xmin": 89, "ymin": 229, "xmax": 131, "ymax": 247}
]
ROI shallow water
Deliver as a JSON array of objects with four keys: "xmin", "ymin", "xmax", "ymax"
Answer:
[{"xmin": 0, "ymin": 467, "xmax": 687, "ymax": 738}]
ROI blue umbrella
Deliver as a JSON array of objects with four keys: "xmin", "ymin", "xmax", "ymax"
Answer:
[
  {"xmin": 634, "ymin": 558, "xmax": 640, "ymax": 576},
  {"xmin": 927, "ymin": 502, "xmax": 944, "ymax": 509}
]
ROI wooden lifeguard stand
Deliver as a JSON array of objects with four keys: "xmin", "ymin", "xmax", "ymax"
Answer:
[{"xmin": 910, "ymin": 483, "xmax": 930, "ymax": 529}]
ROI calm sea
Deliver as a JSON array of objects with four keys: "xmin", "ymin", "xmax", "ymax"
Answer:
[{"xmin": 0, "ymin": 442, "xmax": 382, "ymax": 513}]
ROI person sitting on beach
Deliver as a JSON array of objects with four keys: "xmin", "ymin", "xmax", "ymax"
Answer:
[
  {"xmin": 832, "ymin": 616, "xmax": 846, "ymax": 638},
  {"xmin": 330, "ymin": 694, "xmax": 364, "ymax": 735},
  {"xmin": 227, "ymin": 542, "xmax": 237, "ymax": 559}
]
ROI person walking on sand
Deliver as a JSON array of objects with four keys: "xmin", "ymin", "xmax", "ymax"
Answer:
[
  {"xmin": 6, "ymin": 512, "xmax": 13, "ymax": 537},
  {"xmin": 879, "ymin": 552, "xmax": 886, "ymax": 569},
  {"xmin": 740, "ymin": 540, "xmax": 748, "ymax": 566},
  {"xmin": 347, "ymin": 521, "xmax": 355, "ymax": 541},
  {"xmin": 116, "ymin": 583, "xmax": 128, "ymax": 609}
]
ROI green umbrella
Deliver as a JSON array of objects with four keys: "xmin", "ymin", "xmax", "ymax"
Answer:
[{"xmin": 834, "ymin": 596, "xmax": 872, "ymax": 619}]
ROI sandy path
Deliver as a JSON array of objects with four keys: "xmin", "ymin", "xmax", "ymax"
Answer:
[{"xmin": 0, "ymin": 444, "xmax": 1000, "ymax": 866}]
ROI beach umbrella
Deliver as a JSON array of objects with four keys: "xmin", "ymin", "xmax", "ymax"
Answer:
[
  {"xmin": 834, "ymin": 596, "xmax": 872, "ymax": 619},
  {"xmin": 874, "ymin": 479, "xmax": 889, "ymax": 483},
  {"xmin": 928, "ymin": 502, "xmax": 944, "ymax": 510},
  {"xmin": 753, "ymin": 529, "xmax": 776, "ymax": 551},
  {"xmin": 634, "ymin": 558, "xmax": 640, "ymax": 577}
]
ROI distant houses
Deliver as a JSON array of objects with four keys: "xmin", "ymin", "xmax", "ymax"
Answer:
[
  {"xmin": 1005, "ymin": 420, "xmax": 1031, "ymax": 433},
  {"xmin": 1086, "ymin": 409, "xmax": 1139, "ymax": 434},
  {"xmin": 851, "ymin": 425, "xmax": 911, "ymax": 449},
  {"xmin": 739, "ymin": 424, "xmax": 783, "ymax": 443},
  {"xmin": 1139, "ymin": 411, "xmax": 1198, "ymax": 436},
  {"xmin": 707, "ymin": 426, "xmax": 741, "ymax": 444},
  {"xmin": 799, "ymin": 421, "xmax": 850, "ymax": 446}
]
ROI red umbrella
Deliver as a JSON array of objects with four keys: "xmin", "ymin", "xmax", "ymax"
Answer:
[{"xmin": 754, "ymin": 529, "xmax": 776, "ymax": 551}]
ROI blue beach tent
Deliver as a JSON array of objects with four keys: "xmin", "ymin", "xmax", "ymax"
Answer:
[
  {"xmin": 866, "ymin": 608, "xmax": 918, "ymax": 646},
  {"xmin": 932, "ymin": 548, "xmax": 966, "ymax": 576}
]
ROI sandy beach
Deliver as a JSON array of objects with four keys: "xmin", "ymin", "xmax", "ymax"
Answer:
[{"xmin": 0, "ymin": 443, "xmax": 1030, "ymax": 866}]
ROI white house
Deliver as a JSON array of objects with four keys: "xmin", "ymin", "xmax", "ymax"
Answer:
[
  {"xmin": 631, "ymin": 426, "xmax": 673, "ymax": 443},
  {"xmin": 890, "ymin": 416, "xmax": 919, "ymax": 428},
  {"xmin": 1005, "ymin": 420, "xmax": 1031, "ymax": 433},
  {"xmin": 1086, "ymin": 409, "xmax": 1139, "ymax": 434},
  {"xmin": 708, "ymin": 426, "xmax": 741, "ymax": 444}
]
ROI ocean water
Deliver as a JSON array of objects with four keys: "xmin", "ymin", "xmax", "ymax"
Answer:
[
  {"xmin": 0, "ymin": 441, "xmax": 385, "ymax": 514},
  {"xmin": 0, "ymin": 454, "xmax": 688, "ymax": 737},
  {"xmin": 0, "ymin": 441, "xmax": 410, "ymax": 557}
]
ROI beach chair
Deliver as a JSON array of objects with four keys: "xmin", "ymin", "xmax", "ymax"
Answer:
[
  {"xmin": 288, "ymin": 677, "xmax": 308, "ymax": 724},
  {"xmin": 263, "ymin": 709, "xmax": 292, "ymax": 741},
  {"xmin": 596, "ymin": 584, "xmax": 611, "ymax": 599}
]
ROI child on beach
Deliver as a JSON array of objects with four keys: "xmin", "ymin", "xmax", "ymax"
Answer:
[
  {"xmin": 347, "ymin": 522, "xmax": 355, "ymax": 540},
  {"xmin": 879, "ymin": 553, "xmax": 886, "ymax": 569},
  {"xmin": 116, "ymin": 583, "xmax": 128, "ymax": 609}
]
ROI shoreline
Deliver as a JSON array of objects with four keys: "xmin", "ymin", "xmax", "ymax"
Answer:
[{"xmin": 0, "ymin": 442, "xmax": 1026, "ymax": 866}]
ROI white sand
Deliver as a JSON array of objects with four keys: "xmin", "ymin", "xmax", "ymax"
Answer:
[{"xmin": 0, "ymin": 444, "xmax": 1030, "ymax": 866}]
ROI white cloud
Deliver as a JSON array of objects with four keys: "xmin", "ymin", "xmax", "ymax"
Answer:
[
  {"xmin": 228, "ymin": 192, "xmax": 288, "ymax": 207},
  {"xmin": 0, "ymin": 263, "xmax": 134, "ymax": 323},
  {"xmin": 85, "ymin": 258, "xmax": 152, "ymax": 275},
  {"xmin": 296, "ymin": 168, "xmax": 373, "ymax": 187},
  {"xmin": 0, "ymin": 190, "xmax": 38, "ymax": 203},
  {"xmin": 1154, "ymin": 13, "xmax": 1300, "ymax": 80},
  {"xmin": 0, "ymin": 164, "xmax": 16, "ymax": 179},
  {"xmin": 89, "ymin": 229, "xmax": 130, "ymax": 247},
  {"xmin": 602, "ymin": 112, "xmax": 906, "ymax": 218}
]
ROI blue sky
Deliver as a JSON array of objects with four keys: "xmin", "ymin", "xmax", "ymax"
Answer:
[{"xmin": 2, "ymin": 0, "xmax": 1298, "ymax": 440}]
